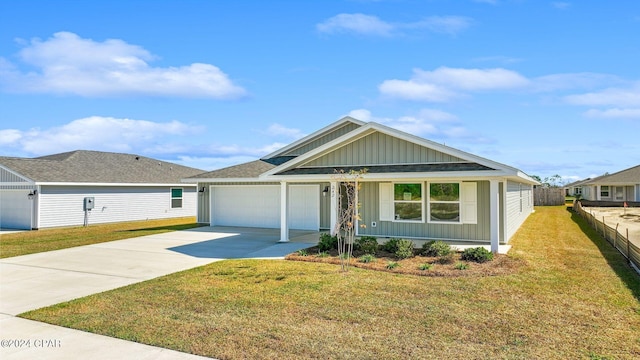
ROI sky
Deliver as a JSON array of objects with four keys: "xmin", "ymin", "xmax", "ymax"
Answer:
[{"xmin": 0, "ymin": 0, "xmax": 639, "ymax": 183}]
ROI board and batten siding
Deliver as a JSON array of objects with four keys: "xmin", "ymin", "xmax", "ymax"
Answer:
[
  {"xmin": 505, "ymin": 180, "xmax": 533, "ymax": 241},
  {"xmin": 282, "ymin": 122, "xmax": 361, "ymax": 156},
  {"xmin": 358, "ymin": 181, "xmax": 491, "ymax": 242},
  {"xmin": 304, "ymin": 132, "xmax": 464, "ymax": 167},
  {"xmin": 38, "ymin": 185, "xmax": 197, "ymax": 228}
]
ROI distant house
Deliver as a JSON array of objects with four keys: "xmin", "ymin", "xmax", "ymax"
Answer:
[
  {"xmin": 580, "ymin": 164, "xmax": 640, "ymax": 202},
  {"xmin": 564, "ymin": 178, "xmax": 592, "ymax": 197},
  {"xmin": 0, "ymin": 150, "xmax": 204, "ymax": 230},
  {"xmin": 184, "ymin": 117, "xmax": 538, "ymax": 251}
]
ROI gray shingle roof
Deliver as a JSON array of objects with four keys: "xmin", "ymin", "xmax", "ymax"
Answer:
[
  {"xmin": 185, "ymin": 160, "xmax": 276, "ymax": 179},
  {"xmin": 583, "ymin": 164, "xmax": 640, "ymax": 185},
  {"xmin": 0, "ymin": 150, "xmax": 205, "ymax": 184}
]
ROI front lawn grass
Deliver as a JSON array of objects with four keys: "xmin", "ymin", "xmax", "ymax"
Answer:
[
  {"xmin": 21, "ymin": 207, "xmax": 640, "ymax": 359},
  {"xmin": 0, "ymin": 217, "xmax": 201, "ymax": 258}
]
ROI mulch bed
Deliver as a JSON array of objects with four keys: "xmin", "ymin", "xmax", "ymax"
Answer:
[{"xmin": 286, "ymin": 246, "xmax": 525, "ymax": 277}]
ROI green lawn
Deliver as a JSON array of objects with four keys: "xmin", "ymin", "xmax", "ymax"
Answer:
[
  {"xmin": 21, "ymin": 207, "xmax": 640, "ymax": 359},
  {"xmin": 0, "ymin": 217, "xmax": 201, "ymax": 258}
]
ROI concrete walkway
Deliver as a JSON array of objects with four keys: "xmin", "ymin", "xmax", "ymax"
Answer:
[{"xmin": 0, "ymin": 227, "xmax": 316, "ymax": 359}]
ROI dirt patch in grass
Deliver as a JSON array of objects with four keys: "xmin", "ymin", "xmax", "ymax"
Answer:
[{"xmin": 286, "ymin": 247, "xmax": 524, "ymax": 277}]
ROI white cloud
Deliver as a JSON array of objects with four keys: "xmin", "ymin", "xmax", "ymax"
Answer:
[
  {"xmin": 317, "ymin": 14, "xmax": 472, "ymax": 37},
  {"xmin": 583, "ymin": 108, "xmax": 640, "ymax": 119},
  {"xmin": 317, "ymin": 14, "xmax": 394, "ymax": 36},
  {"xmin": 0, "ymin": 32, "xmax": 246, "ymax": 99},
  {"xmin": 3, "ymin": 116, "xmax": 197, "ymax": 155},
  {"xmin": 265, "ymin": 124, "xmax": 306, "ymax": 139},
  {"xmin": 552, "ymin": 2, "xmax": 571, "ymax": 9},
  {"xmin": 379, "ymin": 67, "xmax": 528, "ymax": 101},
  {"xmin": 564, "ymin": 85, "xmax": 640, "ymax": 107}
]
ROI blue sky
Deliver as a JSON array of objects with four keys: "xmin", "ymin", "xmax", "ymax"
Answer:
[{"xmin": 1, "ymin": 0, "xmax": 639, "ymax": 182}]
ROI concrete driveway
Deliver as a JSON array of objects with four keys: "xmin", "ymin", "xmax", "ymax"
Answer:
[{"xmin": 0, "ymin": 226, "xmax": 317, "ymax": 359}]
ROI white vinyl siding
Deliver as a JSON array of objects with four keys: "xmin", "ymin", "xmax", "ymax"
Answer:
[
  {"xmin": 505, "ymin": 181, "xmax": 533, "ymax": 242},
  {"xmin": 38, "ymin": 185, "xmax": 197, "ymax": 228}
]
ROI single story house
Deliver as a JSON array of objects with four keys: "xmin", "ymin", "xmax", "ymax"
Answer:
[
  {"xmin": 580, "ymin": 164, "xmax": 640, "ymax": 202},
  {"xmin": 0, "ymin": 150, "xmax": 204, "ymax": 230},
  {"xmin": 564, "ymin": 178, "xmax": 592, "ymax": 197},
  {"xmin": 184, "ymin": 117, "xmax": 538, "ymax": 251}
]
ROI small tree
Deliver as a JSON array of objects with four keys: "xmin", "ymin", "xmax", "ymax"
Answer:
[{"xmin": 332, "ymin": 169, "xmax": 367, "ymax": 272}]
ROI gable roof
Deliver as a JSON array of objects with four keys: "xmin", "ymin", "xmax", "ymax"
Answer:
[
  {"xmin": 0, "ymin": 150, "xmax": 205, "ymax": 184},
  {"xmin": 186, "ymin": 118, "xmax": 538, "ymax": 184},
  {"xmin": 583, "ymin": 164, "xmax": 640, "ymax": 185},
  {"xmin": 261, "ymin": 121, "xmax": 537, "ymax": 183}
]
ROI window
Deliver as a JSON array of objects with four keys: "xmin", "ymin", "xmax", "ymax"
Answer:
[
  {"xmin": 393, "ymin": 183, "xmax": 423, "ymax": 221},
  {"xmin": 171, "ymin": 188, "xmax": 183, "ymax": 208},
  {"xmin": 429, "ymin": 183, "xmax": 460, "ymax": 223},
  {"xmin": 575, "ymin": 187, "xmax": 582, "ymax": 195},
  {"xmin": 600, "ymin": 186, "xmax": 609, "ymax": 198}
]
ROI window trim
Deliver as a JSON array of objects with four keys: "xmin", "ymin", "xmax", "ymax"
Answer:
[
  {"xmin": 392, "ymin": 182, "xmax": 424, "ymax": 223},
  {"xmin": 427, "ymin": 181, "xmax": 462, "ymax": 224},
  {"xmin": 171, "ymin": 187, "xmax": 183, "ymax": 209}
]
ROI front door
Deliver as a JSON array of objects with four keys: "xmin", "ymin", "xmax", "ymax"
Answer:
[{"xmin": 614, "ymin": 186, "xmax": 624, "ymax": 201}]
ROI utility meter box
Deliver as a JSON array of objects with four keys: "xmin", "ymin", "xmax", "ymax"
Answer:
[{"xmin": 84, "ymin": 197, "xmax": 95, "ymax": 211}]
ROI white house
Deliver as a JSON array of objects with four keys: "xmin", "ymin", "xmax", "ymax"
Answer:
[
  {"xmin": 184, "ymin": 117, "xmax": 538, "ymax": 252},
  {"xmin": 580, "ymin": 164, "xmax": 640, "ymax": 202},
  {"xmin": 0, "ymin": 150, "xmax": 204, "ymax": 230}
]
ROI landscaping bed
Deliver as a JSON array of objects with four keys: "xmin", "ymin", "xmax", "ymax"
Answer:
[{"xmin": 286, "ymin": 246, "xmax": 524, "ymax": 277}]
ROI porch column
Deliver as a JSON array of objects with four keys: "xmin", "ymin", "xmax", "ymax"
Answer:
[
  {"xmin": 329, "ymin": 181, "xmax": 338, "ymax": 235},
  {"xmin": 279, "ymin": 181, "xmax": 289, "ymax": 242},
  {"xmin": 490, "ymin": 179, "xmax": 500, "ymax": 254},
  {"xmin": 596, "ymin": 185, "xmax": 601, "ymax": 201}
]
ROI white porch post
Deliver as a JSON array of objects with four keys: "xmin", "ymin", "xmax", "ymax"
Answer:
[
  {"xmin": 279, "ymin": 181, "xmax": 289, "ymax": 242},
  {"xmin": 596, "ymin": 185, "xmax": 601, "ymax": 200},
  {"xmin": 329, "ymin": 181, "xmax": 338, "ymax": 235},
  {"xmin": 490, "ymin": 179, "xmax": 500, "ymax": 254}
]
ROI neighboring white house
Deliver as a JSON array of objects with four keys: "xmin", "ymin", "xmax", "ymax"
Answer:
[
  {"xmin": 580, "ymin": 164, "xmax": 640, "ymax": 202},
  {"xmin": 184, "ymin": 117, "xmax": 538, "ymax": 252},
  {"xmin": 565, "ymin": 178, "xmax": 592, "ymax": 197},
  {"xmin": 0, "ymin": 150, "xmax": 204, "ymax": 230}
]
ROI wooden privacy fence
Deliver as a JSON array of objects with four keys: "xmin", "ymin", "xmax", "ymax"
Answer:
[
  {"xmin": 534, "ymin": 187, "xmax": 565, "ymax": 206},
  {"xmin": 574, "ymin": 201, "xmax": 640, "ymax": 274}
]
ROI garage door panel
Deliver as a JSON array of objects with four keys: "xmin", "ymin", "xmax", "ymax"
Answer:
[
  {"xmin": 1, "ymin": 190, "xmax": 32, "ymax": 230},
  {"xmin": 211, "ymin": 185, "xmax": 319, "ymax": 231}
]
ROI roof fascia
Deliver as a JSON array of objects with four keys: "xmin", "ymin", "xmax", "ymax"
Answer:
[
  {"xmin": 261, "ymin": 116, "xmax": 365, "ymax": 159},
  {"xmin": 182, "ymin": 178, "xmax": 274, "ymax": 183},
  {"xmin": 36, "ymin": 182, "xmax": 197, "ymax": 187}
]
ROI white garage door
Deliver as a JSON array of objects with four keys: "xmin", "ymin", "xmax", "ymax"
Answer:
[
  {"xmin": 0, "ymin": 190, "xmax": 32, "ymax": 230},
  {"xmin": 211, "ymin": 185, "xmax": 319, "ymax": 230}
]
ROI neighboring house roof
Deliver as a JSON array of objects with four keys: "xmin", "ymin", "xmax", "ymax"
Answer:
[
  {"xmin": 564, "ymin": 178, "xmax": 592, "ymax": 188},
  {"xmin": 185, "ymin": 117, "xmax": 538, "ymax": 185},
  {"xmin": 583, "ymin": 164, "xmax": 640, "ymax": 185},
  {"xmin": 0, "ymin": 150, "xmax": 205, "ymax": 184}
]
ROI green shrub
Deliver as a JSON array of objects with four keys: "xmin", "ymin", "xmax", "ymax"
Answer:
[
  {"xmin": 422, "ymin": 240, "xmax": 452, "ymax": 257},
  {"xmin": 418, "ymin": 263, "xmax": 432, "ymax": 271},
  {"xmin": 460, "ymin": 247, "xmax": 494, "ymax": 263},
  {"xmin": 316, "ymin": 251, "xmax": 329, "ymax": 258},
  {"xmin": 355, "ymin": 236, "xmax": 378, "ymax": 255},
  {"xmin": 358, "ymin": 254, "xmax": 376, "ymax": 263},
  {"xmin": 436, "ymin": 253, "xmax": 455, "ymax": 264},
  {"xmin": 381, "ymin": 238, "xmax": 401, "ymax": 253},
  {"xmin": 386, "ymin": 261, "xmax": 399, "ymax": 269},
  {"xmin": 395, "ymin": 239, "xmax": 415, "ymax": 259},
  {"xmin": 317, "ymin": 233, "xmax": 338, "ymax": 252},
  {"xmin": 297, "ymin": 249, "xmax": 309, "ymax": 256},
  {"xmin": 454, "ymin": 262, "xmax": 469, "ymax": 270}
]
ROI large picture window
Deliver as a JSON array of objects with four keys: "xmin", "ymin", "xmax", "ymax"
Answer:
[
  {"xmin": 429, "ymin": 183, "xmax": 460, "ymax": 223},
  {"xmin": 393, "ymin": 183, "xmax": 423, "ymax": 221},
  {"xmin": 171, "ymin": 188, "xmax": 183, "ymax": 208}
]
